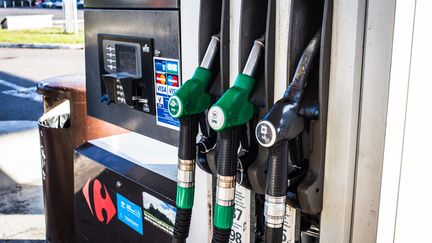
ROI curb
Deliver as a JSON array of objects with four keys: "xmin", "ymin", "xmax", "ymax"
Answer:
[{"xmin": 0, "ymin": 43, "xmax": 84, "ymax": 50}]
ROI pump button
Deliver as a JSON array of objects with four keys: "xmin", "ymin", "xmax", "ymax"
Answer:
[
  {"xmin": 168, "ymin": 96, "xmax": 182, "ymax": 118},
  {"xmin": 255, "ymin": 121, "xmax": 276, "ymax": 147},
  {"xmin": 208, "ymin": 106, "xmax": 225, "ymax": 131}
]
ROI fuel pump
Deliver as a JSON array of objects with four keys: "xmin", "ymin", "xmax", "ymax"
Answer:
[
  {"xmin": 255, "ymin": 31, "xmax": 321, "ymax": 243},
  {"xmin": 207, "ymin": 37, "xmax": 265, "ymax": 243},
  {"xmin": 168, "ymin": 35, "xmax": 220, "ymax": 243}
]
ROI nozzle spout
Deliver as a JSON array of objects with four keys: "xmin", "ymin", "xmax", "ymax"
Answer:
[
  {"xmin": 242, "ymin": 36, "xmax": 265, "ymax": 77},
  {"xmin": 200, "ymin": 35, "xmax": 220, "ymax": 69}
]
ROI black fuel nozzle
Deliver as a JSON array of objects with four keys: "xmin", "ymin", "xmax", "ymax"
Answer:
[
  {"xmin": 256, "ymin": 30, "xmax": 321, "ymax": 243},
  {"xmin": 256, "ymin": 30, "xmax": 321, "ymax": 148},
  {"xmin": 169, "ymin": 34, "xmax": 220, "ymax": 243}
]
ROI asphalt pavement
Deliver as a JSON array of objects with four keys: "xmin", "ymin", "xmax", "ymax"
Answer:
[{"xmin": 0, "ymin": 48, "xmax": 84, "ymax": 241}]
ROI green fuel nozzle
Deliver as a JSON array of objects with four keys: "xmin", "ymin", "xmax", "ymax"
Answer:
[
  {"xmin": 207, "ymin": 38, "xmax": 264, "ymax": 132},
  {"xmin": 170, "ymin": 35, "xmax": 220, "ymax": 243},
  {"xmin": 169, "ymin": 35, "xmax": 219, "ymax": 119},
  {"xmin": 209, "ymin": 37, "xmax": 265, "ymax": 243}
]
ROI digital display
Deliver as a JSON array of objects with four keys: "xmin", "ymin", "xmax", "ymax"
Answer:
[{"xmin": 117, "ymin": 44, "xmax": 138, "ymax": 76}]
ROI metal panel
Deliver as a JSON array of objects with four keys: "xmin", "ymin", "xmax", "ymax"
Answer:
[
  {"xmin": 350, "ymin": 0, "xmax": 396, "ymax": 241},
  {"xmin": 74, "ymin": 142, "xmax": 177, "ymax": 242},
  {"xmin": 85, "ymin": 9, "xmax": 180, "ymax": 146},
  {"xmin": 273, "ymin": 0, "xmax": 291, "ymax": 100},
  {"xmin": 85, "ymin": 0, "xmax": 179, "ymax": 9},
  {"xmin": 229, "ymin": 0, "xmax": 241, "ymax": 84},
  {"xmin": 376, "ymin": 1, "xmax": 416, "ymax": 242},
  {"xmin": 392, "ymin": 2, "xmax": 432, "ymax": 242},
  {"xmin": 319, "ymin": 0, "xmax": 367, "ymax": 242}
]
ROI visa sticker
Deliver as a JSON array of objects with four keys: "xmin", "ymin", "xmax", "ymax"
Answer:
[
  {"xmin": 117, "ymin": 193, "xmax": 143, "ymax": 235},
  {"xmin": 153, "ymin": 57, "xmax": 181, "ymax": 130}
]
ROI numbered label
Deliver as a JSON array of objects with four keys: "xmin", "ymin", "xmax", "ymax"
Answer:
[{"xmin": 229, "ymin": 185, "xmax": 253, "ymax": 243}]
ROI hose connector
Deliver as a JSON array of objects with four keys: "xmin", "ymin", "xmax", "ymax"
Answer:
[
  {"xmin": 176, "ymin": 159, "xmax": 195, "ymax": 209},
  {"xmin": 264, "ymin": 195, "xmax": 286, "ymax": 228}
]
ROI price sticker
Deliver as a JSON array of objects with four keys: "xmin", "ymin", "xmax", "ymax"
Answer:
[{"xmin": 229, "ymin": 184, "xmax": 254, "ymax": 243}]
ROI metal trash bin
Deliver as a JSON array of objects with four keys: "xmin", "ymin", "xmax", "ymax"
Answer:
[{"xmin": 37, "ymin": 75, "xmax": 124, "ymax": 243}]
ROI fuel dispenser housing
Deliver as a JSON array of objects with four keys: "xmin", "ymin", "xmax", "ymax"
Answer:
[{"xmin": 77, "ymin": 0, "xmax": 333, "ymax": 242}]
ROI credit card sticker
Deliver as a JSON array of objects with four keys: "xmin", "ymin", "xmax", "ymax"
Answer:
[{"xmin": 153, "ymin": 57, "xmax": 181, "ymax": 130}]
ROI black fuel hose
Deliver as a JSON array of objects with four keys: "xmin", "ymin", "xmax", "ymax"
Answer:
[
  {"xmin": 173, "ymin": 115, "xmax": 199, "ymax": 242},
  {"xmin": 263, "ymin": 141, "xmax": 289, "ymax": 243},
  {"xmin": 265, "ymin": 227, "xmax": 284, "ymax": 243},
  {"xmin": 178, "ymin": 115, "xmax": 199, "ymax": 159},
  {"xmin": 212, "ymin": 127, "xmax": 240, "ymax": 243},
  {"xmin": 217, "ymin": 128, "xmax": 240, "ymax": 176},
  {"xmin": 265, "ymin": 142, "xmax": 289, "ymax": 196}
]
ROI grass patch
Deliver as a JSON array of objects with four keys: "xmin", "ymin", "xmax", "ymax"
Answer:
[{"xmin": 0, "ymin": 27, "xmax": 84, "ymax": 44}]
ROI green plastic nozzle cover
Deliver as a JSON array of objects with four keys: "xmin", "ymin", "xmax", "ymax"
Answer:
[
  {"xmin": 168, "ymin": 67, "xmax": 212, "ymax": 119},
  {"xmin": 208, "ymin": 74, "xmax": 256, "ymax": 132}
]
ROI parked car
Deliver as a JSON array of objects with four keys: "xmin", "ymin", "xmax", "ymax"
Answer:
[
  {"xmin": 36, "ymin": 0, "xmax": 44, "ymax": 7},
  {"xmin": 52, "ymin": 0, "xmax": 63, "ymax": 8},
  {"xmin": 77, "ymin": 0, "xmax": 84, "ymax": 9},
  {"xmin": 40, "ymin": 0, "xmax": 62, "ymax": 8},
  {"xmin": 42, "ymin": 0, "xmax": 54, "ymax": 8},
  {"xmin": 40, "ymin": 0, "xmax": 54, "ymax": 8}
]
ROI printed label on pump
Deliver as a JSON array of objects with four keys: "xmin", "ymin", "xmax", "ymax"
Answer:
[
  {"xmin": 282, "ymin": 205, "xmax": 300, "ymax": 243},
  {"xmin": 230, "ymin": 184, "xmax": 254, "ymax": 243},
  {"xmin": 117, "ymin": 193, "xmax": 144, "ymax": 235},
  {"xmin": 153, "ymin": 57, "xmax": 181, "ymax": 130},
  {"xmin": 142, "ymin": 192, "xmax": 177, "ymax": 236}
]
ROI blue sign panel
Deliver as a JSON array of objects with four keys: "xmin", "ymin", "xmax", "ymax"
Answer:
[
  {"xmin": 154, "ymin": 57, "xmax": 181, "ymax": 130},
  {"xmin": 117, "ymin": 193, "xmax": 143, "ymax": 235}
]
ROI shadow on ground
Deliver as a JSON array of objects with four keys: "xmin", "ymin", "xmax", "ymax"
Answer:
[
  {"xmin": 0, "ymin": 71, "xmax": 43, "ymax": 123},
  {"xmin": 0, "ymin": 183, "xmax": 44, "ymax": 215}
]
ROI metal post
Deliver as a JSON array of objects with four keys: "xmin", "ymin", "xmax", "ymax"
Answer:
[
  {"xmin": 63, "ymin": 0, "xmax": 78, "ymax": 34},
  {"xmin": 12, "ymin": 1, "xmax": 15, "ymax": 7},
  {"xmin": 21, "ymin": 1, "xmax": 23, "ymax": 7},
  {"xmin": 3, "ymin": 1, "xmax": 6, "ymax": 8}
]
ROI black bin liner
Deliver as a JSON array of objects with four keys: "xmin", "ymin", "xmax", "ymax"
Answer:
[{"xmin": 38, "ymin": 100, "xmax": 74, "ymax": 243}]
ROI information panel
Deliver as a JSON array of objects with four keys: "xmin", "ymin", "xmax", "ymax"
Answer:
[{"xmin": 153, "ymin": 57, "xmax": 181, "ymax": 130}]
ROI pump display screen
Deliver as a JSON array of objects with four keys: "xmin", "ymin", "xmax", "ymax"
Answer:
[{"xmin": 117, "ymin": 44, "xmax": 138, "ymax": 76}]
